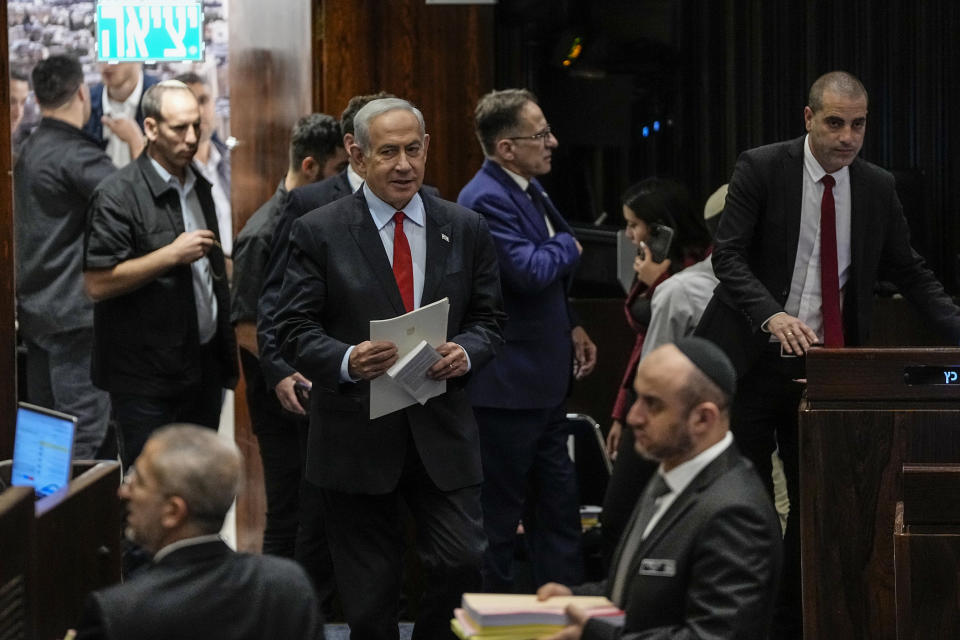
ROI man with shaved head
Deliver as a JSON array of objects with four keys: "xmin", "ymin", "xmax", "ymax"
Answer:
[
  {"xmin": 538, "ymin": 338, "xmax": 781, "ymax": 639},
  {"xmin": 75, "ymin": 424, "xmax": 319, "ymax": 639},
  {"xmin": 697, "ymin": 70, "xmax": 960, "ymax": 637},
  {"xmin": 84, "ymin": 81, "xmax": 237, "ymax": 468}
]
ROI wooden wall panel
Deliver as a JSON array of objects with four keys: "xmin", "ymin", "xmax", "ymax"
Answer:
[
  {"xmin": 320, "ymin": 0, "xmax": 495, "ymax": 199},
  {"xmin": 0, "ymin": 2, "xmax": 15, "ymax": 459},
  {"xmin": 229, "ymin": 0, "xmax": 314, "ymax": 553}
]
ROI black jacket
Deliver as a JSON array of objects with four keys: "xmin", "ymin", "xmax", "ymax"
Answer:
[{"xmin": 85, "ymin": 153, "xmax": 238, "ymax": 396}]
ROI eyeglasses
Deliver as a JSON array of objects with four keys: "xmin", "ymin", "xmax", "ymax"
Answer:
[{"xmin": 507, "ymin": 125, "xmax": 554, "ymax": 144}]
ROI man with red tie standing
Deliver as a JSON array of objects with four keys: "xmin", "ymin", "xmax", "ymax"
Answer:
[
  {"xmin": 274, "ymin": 98, "xmax": 505, "ymax": 640},
  {"xmin": 696, "ymin": 70, "xmax": 960, "ymax": 638}
]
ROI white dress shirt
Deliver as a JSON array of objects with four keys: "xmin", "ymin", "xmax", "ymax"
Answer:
[
  {"xmin": 102, "ymin": 71, "xmax": 144, "ymax": 168},
  {"xmin": 194, "ymin": 143, "xmax": 233, "ymax": 256},
  {"xmin": 338, "ymin": 186, "xmax": 427, "ymax": 382},
  {"xmin": 642, "ymin": 431, "xmax": 734, "ymax": 539},
  {"xmin": 148, "ymin": 158, "xmax": 218, "ymax": 344},
  {"xmin": 501, "ymin": 165, "xmax": 557, "ymax": 238},
  {"xmin": 775, "ymin": 134, "xmax": 852, "ymax": 342}
]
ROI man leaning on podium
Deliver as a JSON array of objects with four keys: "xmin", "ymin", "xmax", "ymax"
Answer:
[{"xmin": 696, "ymin": 70, "xmax": 960, "ymax": 638}]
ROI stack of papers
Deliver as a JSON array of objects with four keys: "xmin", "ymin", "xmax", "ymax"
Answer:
[{"xmin": 451, "ymin": 593, "xmax": 623, "ymax": 639}]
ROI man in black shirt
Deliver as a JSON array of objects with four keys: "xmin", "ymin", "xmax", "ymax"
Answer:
[
  {"xmin": 230, "ymin": 114, "xmax": 345, "ymax": 605},
  {"xmin": 84, "ymin": 81, "xmax": 237, "ymax": 467},
  {"xmin": 14, "ymin": 55, "xmax": 115, "ymax": 459}
]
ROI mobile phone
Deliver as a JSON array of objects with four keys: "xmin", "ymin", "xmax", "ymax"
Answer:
[
  {"xmin": 637, "ymin": 224, "xmax": 675, "ymax": 263},
  {"xmin": 294, "ymin": 381, "xmax": 311, "ymax": 410}
]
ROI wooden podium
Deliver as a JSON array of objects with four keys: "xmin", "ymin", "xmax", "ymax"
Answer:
[{"xmin": 800, "ymin": 348, "xmax": 960, "ymax": 639}]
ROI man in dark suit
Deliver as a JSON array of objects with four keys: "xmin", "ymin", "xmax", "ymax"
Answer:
[
  {"xmin": 257, "ymin": 92, "xmax": 392, "ymax": 415},
  {"xmin": 457, "ymin": 88, "xmax": 597, "ymax": 590},
  {"xmin": 696, "ymin": 70, "xmax": 960, "ymax": 637},
  {"xmin": 231, "ymin": 113, "xmax": 345, "ymax": 615},
  {"xmin": 275, "ymin": 98, "xmax": 505, "ymax": 640},
  {"xmin": 75, "ymin": 424, "xmax": 319, "ymax": 640},
  {"xmin": 538, "ymin": 338, "xmax": 782, "ymax": 640}
]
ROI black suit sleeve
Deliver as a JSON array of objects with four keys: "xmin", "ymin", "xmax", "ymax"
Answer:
[
  {"xmin": 710, "ymin": 149, "xmax": 785, "ymax": 331},
  {"xmin": 447, "ymin": 213, "xmax": 506, "ymax": 372},
  {"xmin": 73, "ymin": 593, "xmax": 107, "ymax": 640},
  {"xmin": 256, "ymin": 191, "xmax": 307, "ymax": 388},
  {"xmin": 583, "ymin": 504, "xmax": 781, "ymax": 640},
  {"xmin": 275, "ymin": 216, "xmax": 352, "ymax": 389}
]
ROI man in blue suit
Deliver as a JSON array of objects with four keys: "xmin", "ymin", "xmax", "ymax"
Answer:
[{"xmin": 458, "ymin": 88, "xmax": 597, "ymax": 590}]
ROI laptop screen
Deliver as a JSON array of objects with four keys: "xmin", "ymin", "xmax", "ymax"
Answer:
[{"xmin": 11, "ymin": 402, "xmax": 76, "ymax": 498}]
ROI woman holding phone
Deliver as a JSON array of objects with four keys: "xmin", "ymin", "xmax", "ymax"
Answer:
[{"xmin": 600, "ymin": 177, "xmax": 711, "ymax": 552}]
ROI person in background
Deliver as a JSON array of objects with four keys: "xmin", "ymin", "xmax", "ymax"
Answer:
[
  {"xmin": 696, "ymin": 70, "xmax": 960, "ymax": 637},
  {"xmin": 230, "ymin": 112, "xmax": 346, "ymax": 619},
  {"xmin": 175, "ymin": 72, "xmax": 233, "ymax": 256},
  {"xmin": 538, "ymin": 339, "xmax": 782, "ymax": 640},
  {"xmin": 84, "ymin": 81, "xmax": 237, "ymax": 467},
  {"xmin": 275, "ymin": 98, "xmax": 504, "ymax": 639},
  {"xmin": 74, "ymin": 424, "xmax": 320, "ymax": 640},
  {"xmin": 256, "ymin": 92, "xmax": 391, "ymax": 421},
  {"xmin": 83, "ymin": 62, "xmax": 158, "ymax": 167},
  {"xmin": 600, "ymin": 178, "xmax": 711, "ymax": 550},
  {"xmin": 14, "ymin": 55, "xmax": 115, "ymax": 459},
  {"xmin": 10, "ymin": 70, "xmax": 29, "ymax": 135},
  {"xmin": 458, "ymin": 88, "xmax": 597, "ymax": 592}
]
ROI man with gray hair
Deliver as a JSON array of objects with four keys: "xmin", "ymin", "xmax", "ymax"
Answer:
[
  {"xmin": 275, "ymin": 97, "xmax": 505, "ymax": 639},
  {"xmin": 84, "ymin": 80, "xmax": 237, "ymax": 468},
  {"xmin": 75, "ymin": 424, "xmax": 319, "ymax": 639},
  {"xmin": 458, "ymin": 88, "xmax": 596, "ymax": 591}
]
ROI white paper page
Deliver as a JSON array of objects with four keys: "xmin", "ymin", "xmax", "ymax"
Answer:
[
  {"xmin": 386, "ymin": 340, "xmax": 445, "ymax": 405},
  {"xmin": 369, "ymin": 297, "xmax": 450, "ymax": 419}
]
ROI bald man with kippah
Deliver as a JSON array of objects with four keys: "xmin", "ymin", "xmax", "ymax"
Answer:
[{"xmin": 538, "ymin": 338, "xmax": 782, "ymax": 640}]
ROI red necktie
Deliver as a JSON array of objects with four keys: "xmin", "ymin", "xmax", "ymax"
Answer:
[
  {"xmin": 819, "ymin": 175, "xmax": 844, "ymax": 347},
  {"xmin": 392, "ymin": 212, "xmax": 414, "ymax": 312}
]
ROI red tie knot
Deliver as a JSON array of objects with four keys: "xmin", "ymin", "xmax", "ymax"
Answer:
[
  {"xmin": 394, "ymin": 211, "xmax": 405, "ymax": 225},
  {"xmin": 821, "ymin": 174, "xmax": 836, "ymax": 189}
]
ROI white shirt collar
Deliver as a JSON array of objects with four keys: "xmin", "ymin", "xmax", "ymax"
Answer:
[
  {"xmin": 361, "ymin": 183, "xmax": 424, "ymax": 231},
  {"xmin": 660, "ymin": 431, "xmax": 734, "ymax": 495},
  {"xmin": 152, "ymin": 533, "xmax": 224, "ymax": 563},
  {"xmin": 500, "ymin": 164, "xmax": 531, "ymax": 193},
  {"xmin": 346, "ymin": 164, "xmax": 364, "ymax": 192},
  {"xmin": 803, "ymin": 133, "xmax": 850, "ymax": 186}
]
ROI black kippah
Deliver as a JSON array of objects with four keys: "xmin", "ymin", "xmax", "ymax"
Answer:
[{"xmin": 673, "ymin": 337, "xmax": 736, "ymax": 397}]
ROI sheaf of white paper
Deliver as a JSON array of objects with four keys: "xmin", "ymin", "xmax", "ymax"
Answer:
[
  {"xmin": 369, "ymin": 297, "xmax": 449, "ymax": 419},
  {"xmin": 386, "ymin": 340, "xmax": 444, "ymax": 405}
]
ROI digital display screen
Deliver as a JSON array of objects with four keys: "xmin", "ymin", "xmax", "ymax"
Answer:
[
  {"xmin": 11, "ymin": 404, "xmax": 76, "ymax": 498},
  {"xmin": 903, "ymin": 366, "xmax": 960, "ymax": 386}
]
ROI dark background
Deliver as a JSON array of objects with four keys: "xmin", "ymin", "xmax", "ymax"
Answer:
[{"xmin": 493, "ymin": 0, "xmax": 960, "ymax": 292}]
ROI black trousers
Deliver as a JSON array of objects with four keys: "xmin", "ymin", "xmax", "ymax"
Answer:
[
  {"xmin": 321, "ymin": 432, "xmax": 484, "ymax": 640},
  {"xmin": 111, "ymin": 343, "xmax": 224, "ymax": 468},
  {"xmin": 474, "ymin": 405, "xmax": 584, "ymax": 591},
  {"xmin": 732, "ymin": 347, "xmax": 804, "ymax": 640},
  {"xmin": 239, "ymin": 349, "xmax": 336, "ymax": 617}
]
